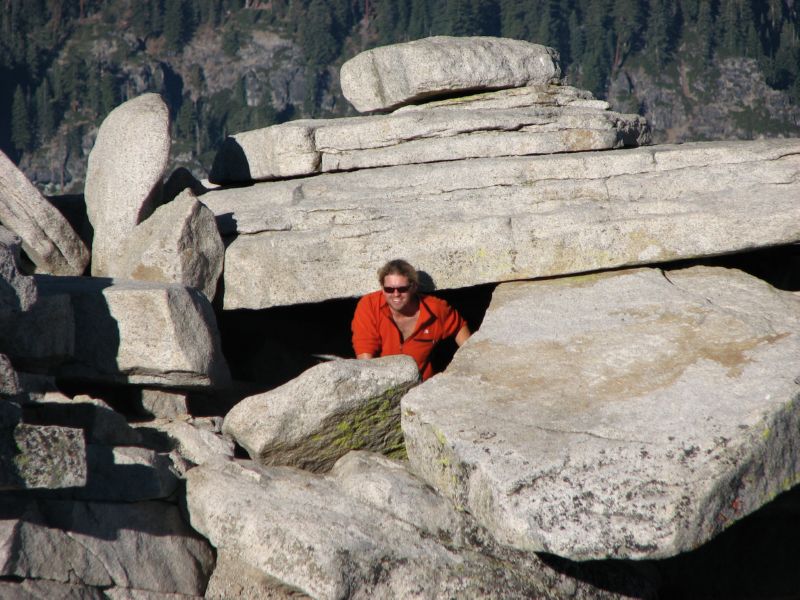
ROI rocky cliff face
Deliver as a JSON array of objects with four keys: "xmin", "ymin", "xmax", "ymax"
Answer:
[
  {"xmin": 14, "ymin": 16, "xmax": 800, "ymax": 197},
  {"xmin": 19, "ymin": 24, "xmax": 313, "ymax": 195},
  {"xmin": 609, "ymin": 56, "xmax": 800, "ymax": 144}
]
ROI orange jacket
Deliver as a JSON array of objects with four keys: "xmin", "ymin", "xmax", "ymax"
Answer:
[{"xmin": 352, "ymin": 290, "xmax": 465, "ymax": 380}]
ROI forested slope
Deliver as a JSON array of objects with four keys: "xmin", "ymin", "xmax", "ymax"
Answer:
[{"xmin": 1, "ymin": 0, "xmax": 798, "ymax": 193}]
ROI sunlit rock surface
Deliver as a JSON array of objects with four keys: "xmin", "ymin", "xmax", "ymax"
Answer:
[{"xmin": 403, "ymin": 266, "xmax": 800, "ymax": 560}]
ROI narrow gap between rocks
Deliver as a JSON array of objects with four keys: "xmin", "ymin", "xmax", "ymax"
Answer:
[
  {"xmin": 217, "ymin": 282, "xmax": 498, "ymax": 393},
  {"xmin": 660, "ymin": 243, "xmax": 800, "ymax": 292}
]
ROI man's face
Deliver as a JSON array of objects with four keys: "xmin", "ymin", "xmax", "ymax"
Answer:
[{"xmin": 382, "ymin": 274, "xmax": 415, "ymax": 312}]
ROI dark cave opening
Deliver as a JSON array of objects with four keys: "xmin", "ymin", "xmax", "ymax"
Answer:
[
  {"xmin": 217, "ymin": 281, "xmax": 498, "ymax": 392},
  {"xmin": 217, "ymin": 242, "xmax": 800, "ymax": 393}
]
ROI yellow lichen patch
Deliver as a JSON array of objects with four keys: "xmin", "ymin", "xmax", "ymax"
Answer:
[
  {"xmin": 131, "ymin": 264, "xmax": 169, "ymax": 282},
  {"xmin": 468, "ymin": 303, "xmax": 789, "ymax": 407},
  {"xmin": 624, "ymin": 228, "xmax": 673, "ymax": 263},
  {"xmin": 563, "ymin": 128, "xmax": 602, "ymax": 152}
]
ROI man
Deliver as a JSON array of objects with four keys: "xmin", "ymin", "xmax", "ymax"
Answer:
[{"xmin": 352, "ymin": 259, "xmax": 471, "ymax": 380}]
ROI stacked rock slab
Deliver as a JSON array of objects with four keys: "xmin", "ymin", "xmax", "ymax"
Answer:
[
  {"xmin": 401, "ymin": 266, "xmax": 800, "ymax": 560},
  {"xmin": 0, "ymin": 150, "xmax": 90, "ymax": 275},
  {"xmin": 223, "ymin": 356, "xmax": 420, "ymax": 472},
  {"xmin": 187, "ymin": 454, "xmax": 652, "ymax": 599},
  {"xmin": 0, "ymin": 91, "xmax": 231, "ymax": 597},
  {"xmin": 35, "ymin": 275, "xmax": 230, "ymax": 387},
  {"xmin": 203, "ymin": 137, "xmax": 800, "ymax": 309},
  {"xmin": 0, "ymin": 498, "xmax": 214, "ymax": 594},
  {"xmin": 85, "ymin": 93, "xmax": 170, "ymax": 277},
  {"xmin": 339, "ymin": 36, "xmax": 562, "ymax": 112},
  {"xmin": 209, "ymin": 85, "xmax": 649, "ymax": 182}
]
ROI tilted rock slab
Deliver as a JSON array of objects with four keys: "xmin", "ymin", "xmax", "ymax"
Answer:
[
  {"xmin": 187, "ymin": 456, "xmax": 637, "ymax": 599},
  {"xmin": 402, "ymin": 266, "xmax": 800, "ymax": 560},
  {"xmin": 205, "ymin": 550, "xmax": 313, "ymax": 600},
  {"xmin": 110, "ymin": 189, "xmax": 224, "ymax": 301},
  {"xmin": 340, "ymin": 36, "xmax": 562, "ymax": 112},
  {"xmin": 85, "ymin": 93, "xmax": 170, "ymax": 276},
  {"xmin": 203, "ymin": 138, "xmax": 800, "ymax": 309},
  {"xmin": 0, "ymin": 497, "xmax": 214, "ymax": 594},
  {"xmin": 0, "ymin": 150, "xmax": 90, "ymax": 275},
  {"xmin": 210, "ymin": 93, "xmax": 649, "ymax": 183},
  {"xmin": 138, "ymin": 388, "xmax": 190, "ymax": 419},
  {"xmin": 392, "ymin": 83, "xmax": 611, "ymax": 112},
  {"xmin": 147, "ymin": 419, "xmax": 235, "ymax": 467},
  {"xmin": 223, "ymin": 356, "xmax": 419, "ymax": 472},
  {"xmin": 36, "ymin": 276, "xmax": 230, "ymax": 387}
]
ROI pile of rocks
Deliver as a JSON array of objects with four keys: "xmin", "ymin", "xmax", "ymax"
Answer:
[
  {"xmin": 1, "ymin": 35, "xmax": 800, "ymax": 598},
  {"xmin": 0, "ymin": 93, "xmax": 230, "ymax": 596}
]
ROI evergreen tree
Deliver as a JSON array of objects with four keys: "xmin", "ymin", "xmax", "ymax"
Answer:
[
  {"xmin": 612, "ymin": 0, "xmax": 644, "ymax": 71},
  {"xmin": 163, "ymin": 0, "xmax": 186, "ymax": 52},
  {"xmin": 646, "ymin": 0, "xmax": 671, "ymax": 67},
  {"xmin": 86, "ymin": 62, "xmax": 102, "ymax": 114},
  {"xmin": 473, "ymin": 0, "xmax": 500, "ymax": 37},
  {"xmin": 719, "ymin": 0, "xmax": 741, "ymax": 55},
  {"xmin": 151, "ymin": 0, "xmax": 164, "ymax": 35},
  {"xmin": 696, "ymin": 0, "xmax": 715, "ymax": 65},
  {"xmin": 446, "ymin": 0, "xmax": 479, "ymax": 36},
  {"xmin": 300, "ymin": 0, "xmax": 338, "ymax": 67},
  {"xmin": 372, "ymin": 0, "xmax": 402, "ymax": 41},
  {"xmin": 175, "ymin": 96, "xmax": 196, "ymax": 139},
  {"xmin": 35, "ymin": 78, "xmax": 55, "ymax": 142},
  {"xmin": 99, "ymin": 70, "xmax": 117, "ymax": 116},
  {"xmin": 568, "ymin": 9, "xmax": 585, "ymax": 67},
  {"xmin": 408, "ymin": 0, "xmax": 432, "ymax": 38},
  {"xmin": 580, "ymin": 0, "xmax": 613, "ymax": 95},
  {"xmin": 130, "ymin": 1, "xmax": 151, "ymax": 37},
  {"xmin": 499, "ymin": 0, "xmax": 528, "ymax": 40},
  {"xmin": 11, "ymin": 85, "xmax": 33, "ymax": 153}
]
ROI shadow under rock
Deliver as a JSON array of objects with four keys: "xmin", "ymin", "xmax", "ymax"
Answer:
[{"xmin": 541, "ymin": 484, "xmax": 800, "ymax": 599}]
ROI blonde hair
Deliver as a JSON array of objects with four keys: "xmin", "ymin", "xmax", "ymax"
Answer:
[{"xmin": 377, "ymin": 259, "xmax": 419, "ymax": 286}]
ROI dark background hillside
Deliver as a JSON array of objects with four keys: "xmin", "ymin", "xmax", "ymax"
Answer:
[{"xmin": 1, "ymin": 0, "xmax": 799, "ymax": 194}]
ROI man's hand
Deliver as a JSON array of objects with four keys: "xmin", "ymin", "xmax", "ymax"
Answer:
[
  {"xmin": 455, "ymin": 324, "xmax": 471, "ymax": 347},
  {"xmin": 356, "ymin": 353, "xmax": 375, "ymax": 359}
]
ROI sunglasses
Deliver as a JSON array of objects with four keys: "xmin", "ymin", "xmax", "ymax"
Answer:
[{"xmin": 383, "ymin": 285, "xmax": 411, "ymax": 294}]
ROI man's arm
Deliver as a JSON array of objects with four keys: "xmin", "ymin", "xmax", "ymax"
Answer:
[
  {"xmin": 356, "ymin": 353, "xmax": 375, "ymax": 359},
  {"xmin": 455, "ymin": 324, "xmax": 471, "ymax": 347}
]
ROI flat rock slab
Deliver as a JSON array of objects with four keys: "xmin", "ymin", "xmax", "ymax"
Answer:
[
  {"xmin": 210, "ymin": 101, "xmax": 648, "ymax": 183},
  {"xmin": 0, "ymin": 150, "xmax": 90, "ymax": 275},
  {"xmin": 402, "ymin": 266, "xmax": 800, "ymax": 560},
  {"xmin": 0, "ymin": 417, "xmax": 87, "ymax": 490},
  {"xmin": 187, "ymin": 456, "xmax": 639, "ymax": 599},
  {"xmin": 35, "ymin": 276, "xmax": 230, "ymax": 388},
  {"xmin": 202, "ymin": 138, "xmax": 800, "ymax": 309},
  {"xmin": 340, "ymin": 36, "xmax": 561, "ymax": 112},
  {"xmin": 85, "ymin": 93, "xmax": 170, "ymax": 276},
  {"xmin": 0, "ymin": 497, "xmax": 214, "ymax": 594},
  {"xmin": 223, "ymin": 356, "xmax": 419, "ymax": 472}
]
